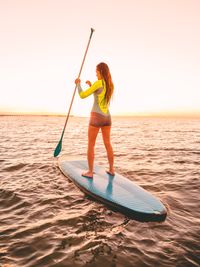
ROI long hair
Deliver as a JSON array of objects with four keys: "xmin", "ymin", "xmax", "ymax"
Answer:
[{"xmin": 96, "ymin": 62, "xmax": 114, "ymax": 105}]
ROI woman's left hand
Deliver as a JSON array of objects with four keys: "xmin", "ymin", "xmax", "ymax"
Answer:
[
  {"xmin": 85, "ymin": 80, "xmax": 92, "ymax": 87},
  {"xmin": 75, "ymin": 78, "xmax": 81, "ymax": 84}
]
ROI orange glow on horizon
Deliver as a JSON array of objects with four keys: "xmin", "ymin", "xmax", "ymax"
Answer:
[{"xmin": 0, "ymin": 1, "xmax": 200, "ymax": 116}]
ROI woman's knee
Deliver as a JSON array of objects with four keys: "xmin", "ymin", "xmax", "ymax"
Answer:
[
  {"xmin": 104, "ymin": 140, "xmax": 112, "ymax": 150},
  {"xmin": 88, "ymin": 141, "xmax": 96, "ymax": 149}
]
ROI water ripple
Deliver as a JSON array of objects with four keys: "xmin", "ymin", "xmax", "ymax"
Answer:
[{"xmin": 0, "ymin": 116, "xmax": 199, "ymax": 266}]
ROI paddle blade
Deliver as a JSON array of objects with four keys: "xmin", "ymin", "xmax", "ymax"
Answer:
[{"xmin": 54, "ymin": 139, "xmax": 62, "ymax": 157}]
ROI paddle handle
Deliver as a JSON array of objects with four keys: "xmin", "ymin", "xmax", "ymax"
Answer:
[{"xmin": 61, "ymin": 28, "xmax": 95, "ymax": 140}]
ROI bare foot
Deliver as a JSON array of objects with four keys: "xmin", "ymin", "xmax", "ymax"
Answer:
[
  {"xmin": 106, "ymin": 170, "xmax": 115, "ymax": 176},
  {"xmin": 82, "ymin": 170, "xmax": 93, "ymax": 179}
]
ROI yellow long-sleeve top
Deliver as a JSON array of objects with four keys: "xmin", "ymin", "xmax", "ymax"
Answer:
[{"xmin": 77, "ymin": 79, "xmax": 110, "ymax": 116}]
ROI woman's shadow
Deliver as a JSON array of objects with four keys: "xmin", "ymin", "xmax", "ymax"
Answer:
[{"xmin": 106, "ymin": 175, "xmax": 114, "ymax": 196}]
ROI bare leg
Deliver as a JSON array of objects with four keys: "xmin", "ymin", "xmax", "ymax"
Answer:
[
  {"xmin": 101, "ymin": 126, "xmax": 114, "ymax": 175},
  {"xmin": 83, "ymin": 125, "xmax": 99, "ymax": 178}
]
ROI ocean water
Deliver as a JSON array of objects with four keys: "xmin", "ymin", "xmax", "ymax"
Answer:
[{"xmin": 0, "ymin": 115, "xmax": 199, "ymax": 267}]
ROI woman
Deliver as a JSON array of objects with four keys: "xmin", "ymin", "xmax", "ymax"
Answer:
[{"xmin": 75, "ymin": 62, "xmax": 114, "ymax": 179}]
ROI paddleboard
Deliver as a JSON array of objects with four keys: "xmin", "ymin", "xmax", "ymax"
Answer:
[{"xmin": 58, "ymin": 157, "xmax": 167, "ymax": 222}]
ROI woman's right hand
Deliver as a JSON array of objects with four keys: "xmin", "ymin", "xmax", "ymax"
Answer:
[
  {"xmin": 75, "ymin": 78, "xmax": 81, "ymax": 84},
  {"xmin": 85, "ymin": 80, "xmax": 92, "ymax": 87}
]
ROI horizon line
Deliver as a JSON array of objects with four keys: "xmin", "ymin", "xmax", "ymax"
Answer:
[{"xmin": 0, "ymin": 111, "xmax": 200, "ymax": 118}]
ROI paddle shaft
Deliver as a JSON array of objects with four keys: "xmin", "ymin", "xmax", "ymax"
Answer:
[{"xmin": 60, "ymin": 28, "xmax": 95, "ymax": 141}]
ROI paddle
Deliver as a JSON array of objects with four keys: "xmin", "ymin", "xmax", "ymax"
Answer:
[{"xmin": 54, "ymin": 28, "xmax": 95, "ymax": 157}]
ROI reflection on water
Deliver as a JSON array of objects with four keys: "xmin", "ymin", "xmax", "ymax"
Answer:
[{"xmin": 0, "ymin": 115, "xmax": 199, "ymax": 267}]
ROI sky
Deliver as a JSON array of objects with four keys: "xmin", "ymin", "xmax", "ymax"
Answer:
[{"xmin": 0, "ymin": 0, "xmax": 200, "ymax": 116}]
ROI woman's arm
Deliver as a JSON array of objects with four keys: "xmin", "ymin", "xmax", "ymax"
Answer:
[{"xmin": 75, "ymin": 79, "xmax": 103, "ymax": 99}]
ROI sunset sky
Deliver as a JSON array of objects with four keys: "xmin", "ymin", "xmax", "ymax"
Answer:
[{"xmin": 0, "ymin": 0, "xmax": 199, "ymax": 116}]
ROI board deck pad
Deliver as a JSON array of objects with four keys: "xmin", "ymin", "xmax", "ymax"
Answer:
[{"xmin": 58, "ymin": 158, "xmax": 167, "ymax": 221}]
